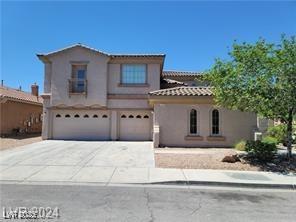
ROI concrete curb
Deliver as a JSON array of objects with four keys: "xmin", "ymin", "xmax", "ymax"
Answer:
[
  {"xmin": 148, "ymin": 180, "xmax": 295, "ymax": 190},
  {"xmin": 1, "ymin": 179, "xmax": 294, "ymax": 190}
]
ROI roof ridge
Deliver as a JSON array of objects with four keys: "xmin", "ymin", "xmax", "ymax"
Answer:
[
  {"xmin": 37, "ymin": 43, "xmax": 110, "ymax": 57},
  {"xmin": 163, "ymin": 70, "xmax": 201, "ymax": 73},
  {"xmin": 0, "ymin": 85, "xmax": 33, "ymax": 95},
  {"xmin": 37, "ymin": 43, "xmax": 165, "ymax": 57},
  {"xmin": 0, "ymin": 85, "xmax": 43, "ymax": 104}
]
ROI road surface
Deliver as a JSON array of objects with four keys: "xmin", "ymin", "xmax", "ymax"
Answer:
[{"xmin": 1, "ymin": 183, "xmax": 295, "ymax": 222}]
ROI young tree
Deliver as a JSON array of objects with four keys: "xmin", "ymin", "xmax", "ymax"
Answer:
[{"xmin": 204, "ymin": 36, "xmax": 296, "ymax": 158}]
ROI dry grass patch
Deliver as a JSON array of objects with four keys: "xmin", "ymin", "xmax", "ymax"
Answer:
[{"xmin": 0, "ymin": 134, "xmax": 42, "ymax": 150}]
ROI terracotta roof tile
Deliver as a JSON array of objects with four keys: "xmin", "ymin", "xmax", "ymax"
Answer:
[
  {"xmin": 162, "ymin": 70, "xmax": 203, "ymax": 77},
  {"xmin": 149, "ymin": 86, "xmax": 213, "ymax": 96},
  {"xmin": 0, "ymin": 86, "xmax": 43, "ymax": 105},
  {"xmin": 162, "ymin": 78, "xmax": 187, "ymax": 85}
]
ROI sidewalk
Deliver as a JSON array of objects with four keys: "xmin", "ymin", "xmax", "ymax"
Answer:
[{"xmin": 1, "ymin": 165, "xmax": 295, "ymax": 189}]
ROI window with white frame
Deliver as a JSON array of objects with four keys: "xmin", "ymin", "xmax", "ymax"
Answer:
[
  {"xmin": 189, "ymin": 109, "xmax": 198, "ymax": 134},
  {"xmin": 72, "ymin": 64, "xmax": 87, "ymax": 92},
  {"xmin": 212, "ymin": 109, "xmax": 220, "ymax": 135},
  {"xmin": 121, "ymin": 64, "xmax": 146, "ymax": 84}
]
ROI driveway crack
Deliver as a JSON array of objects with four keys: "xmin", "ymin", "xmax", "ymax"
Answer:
[
  {"xmin": 189, "ymin": 196, "xmax": 202, "ymax": 216},
  {"xmin": 144, "ymin": 188, "xmax": 155, "ymax": 222}
]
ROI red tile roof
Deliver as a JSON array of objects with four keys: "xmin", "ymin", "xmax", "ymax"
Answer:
[
  {"xmin": 162, "ymin": 78, "xmax": 187, "ymax": 85},
  {"xmin": 149, "ymin": 86, "xmax": 213, "ymax": 96},
  {"xmin": 162, "ymin": 70, "xmax": 203, "ymax": 77},
  {"xmin": 0, "ymin": 86, "xmax": 43, "ymax": 105}
]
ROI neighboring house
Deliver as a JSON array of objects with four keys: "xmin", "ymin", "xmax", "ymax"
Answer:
[
  {"xmin": 37, "ymin": 44, "xmax": 257, "ymax": 147},
  {"xmin": 0, "ymin": 83, "xmax": 43, "ymax": 136}
]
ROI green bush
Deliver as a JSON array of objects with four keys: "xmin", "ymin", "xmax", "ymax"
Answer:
[
  {"xmin": 235, "ymin": 140, "xmax": 246, "ymax": 151},
  {"xmin": 245, "ymin": 140, "xmax": 277, "ymax": 161},
  {"xmin": 266, "ymin": 125, "xmax": 286, "ymax": 144},
  {"xmin": 262, "ymin": 136, "xmax": 278, "ymax": 145}
]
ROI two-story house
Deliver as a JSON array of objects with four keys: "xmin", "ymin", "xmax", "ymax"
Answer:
[{"xmin": 37, "ymin": 44, "xmax": 258, "ymax": 147}]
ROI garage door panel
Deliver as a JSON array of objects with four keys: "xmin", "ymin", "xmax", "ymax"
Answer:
[
  {"xmin": 119, "ymin": 111, "xmax": 152, "ymax": 141},
  {"xmin": 52, "ymin": 111, "xmax": 110, "ymax": 140}
]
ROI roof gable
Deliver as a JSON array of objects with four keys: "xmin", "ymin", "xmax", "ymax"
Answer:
[
  {"xmin": 37, "ymin": 43, "xmax": 165, "ymax": 63},
  {"xmin": 36, "ymin": 43, "xmax": 110, "ymax": 62}
]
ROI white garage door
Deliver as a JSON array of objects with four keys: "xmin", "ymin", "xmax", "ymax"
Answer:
[
  {"xmin": 119, "ymin": 111, "xmax": 152, "ymax": 141},
  {"xmin": 52, "ymin": 110, "xmax": 110, "ymax": 140}
]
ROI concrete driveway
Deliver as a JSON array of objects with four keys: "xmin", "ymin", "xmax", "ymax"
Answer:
[{"xmin": 0, "ymin": 140, "xmax": 155, "ymax": 182}]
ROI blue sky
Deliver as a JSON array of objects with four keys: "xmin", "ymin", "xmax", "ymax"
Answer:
[{"xmin": 1, "ymin": 1, "xmax": 295, "ymax": 92}]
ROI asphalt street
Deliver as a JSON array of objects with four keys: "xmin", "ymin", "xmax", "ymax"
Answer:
[{"xmin": 1, "ymin": 183, "xmax": 295, "ymax": 222}]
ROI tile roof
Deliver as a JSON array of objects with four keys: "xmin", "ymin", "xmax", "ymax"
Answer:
[
  {"xmin": 162, "ymin": 78, "xmax": 187, "ymax": 85},
  {"xmin": 162, "ymin": 70, "xmax": 203, "ymax": 77},
  {"xmin": 149, "ymin": 86, "xmax": 213, "ymax": 96},
  {"xmin": 110, "ymin": 54, "xmax": 165, "ymax": 58},
  {"xmin": 37, "ymin": 43, "xmax": 165, "ymax": 58},
  {"xmin": 0, "ymin": 86, "xmax": 43, "ymax": 105}
]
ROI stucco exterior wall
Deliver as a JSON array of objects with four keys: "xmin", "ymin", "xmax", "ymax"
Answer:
[
  {"xmin": 107, "ymin": 99, "xmax": 150, "ymax": 109},
  {"xmin": 0, "ymin": 101, "xmax": 42, "ymax": 135},
  {"xmin": 48, "ymin": 47, "xmax": 109, "ymax": 107},
  {"xmin": 154, "ymin": 104, "xmax": 257, "ymax": 147}
]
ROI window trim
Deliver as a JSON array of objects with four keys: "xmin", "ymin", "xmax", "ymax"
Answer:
[
  {"xmin": 120, "ymin": 64, "xmax": 148, "ymax": 85},
  {"xmin": 69, "ymin": 63, "xmax": 88, "ymax": 95},
  {"xmin": 210, "ymin": 108, "xmax": 221, "ymax": 136},
  {"xmin": 188, "ymin": 108, "xmax": 200, "ymax": 136}
]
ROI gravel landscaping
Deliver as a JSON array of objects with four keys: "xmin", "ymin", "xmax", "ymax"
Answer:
[
  {"xmin": 154, "ymin": 148, "xmax": 296, "ymax": 173},
  {"xmin": 0, "ymin": 134, "xmax": 42, "ymax": 150}
]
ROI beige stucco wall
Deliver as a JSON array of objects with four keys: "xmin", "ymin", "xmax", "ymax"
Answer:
[
  {"xmin": 107, "ymin": 99, "xmax": 150, "ymax": 109},
  {"xmin": 0, "ymin": 100, "xmax": 42, "ymax": 135},
  {"xmin": 154, "ymin": 103, "xmax": 257, "ymax": 147},
  {"xmin": 47, "ymin": 47, "xmax": 109, "ymax": 107}
]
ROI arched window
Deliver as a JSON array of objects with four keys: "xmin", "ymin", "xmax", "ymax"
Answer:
[
  {"xmin": 121, "ymin": 115, "xmax": 126, "ymax": 118},
  {"xmin": 74, "ymin": 114, "xmax": 80, "ymax": 118},
  {"xmin": 143, "ymin": 115, "xmax": 149, "ymax": 119},
  {"xmin": 56, "ymin": 114, "xmax": 61, "ymax": 118},
  {"xmin": 128, "ymin": 115, "xmax": 134, "ymax": 118},
  {"xmin": 84, "ymin": 114, "xmax": 89, "ymax": 118},
  {"xmin": 136, "ymin": 115, "xmax": 141, "ymax": 119},
  {"xmin": 65, "ymin": 114, "xmax": 71, "ymax": 118},
  {"xmin": 190, "ymin": 109, "xmax": 197, "ymax": 134},
  {"xmin": 93, "ymin": 114, "xmax": 98, "ymax": 118},
  {"xmin": 212, "ymin": 109, "xmax": 219, "ymax": 135},
  {"xmin": 102, "ymin": 114, "xmax": 108, "ymax": 118}
]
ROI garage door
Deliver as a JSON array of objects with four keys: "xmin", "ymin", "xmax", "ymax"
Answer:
[
  {"xmin": 52, "ymin": 110, "xmax": 110, "ymax": 140},
  {"xmin": 119, "ymin": 111, "xmax": 152, "ymax": 141}
]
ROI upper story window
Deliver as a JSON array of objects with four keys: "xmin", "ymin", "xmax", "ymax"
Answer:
[
  {"xmin": 212, "ymin": 109, "xmax": 220, "ymax": 135},
  {"xmin": 70, "ymin": 64, "xmax": 87, "ymax": 93},
  {"xmin": 189, "ymin": 109, "xmax": 198, "ymax": 134},
  {"xmin": 121, "ymin": 64, "xmax": 147, "ymax": 84}
]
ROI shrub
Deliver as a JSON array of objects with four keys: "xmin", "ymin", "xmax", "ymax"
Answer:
[
  {"xmin": 266, "ymin": 125, "xmax": 286, "ymax": 144},
  {"xmin": 262, "ymin": 136, "xmax": 278, "ymax": 145},
  {"xmin": 235, "ymin": 140, "xmax": 246, "ymax": 151},
  {"xmin": 245, "ymin": 140, "xmax": 277, "ymax": 161}
]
